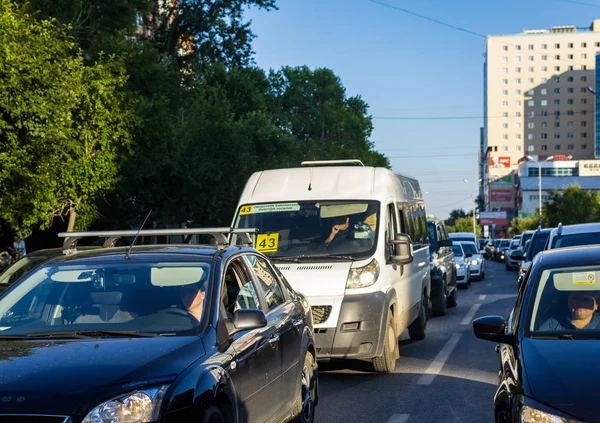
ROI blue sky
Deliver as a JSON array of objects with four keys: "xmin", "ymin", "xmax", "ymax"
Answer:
[{"xmin": 245, "ymin": 0, "xmax": 598, "ymax": 220}]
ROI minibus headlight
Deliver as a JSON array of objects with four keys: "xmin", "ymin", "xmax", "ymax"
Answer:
[{"xmin": 346, "ymin": 259, "xmax": 380, "ymax": 289}]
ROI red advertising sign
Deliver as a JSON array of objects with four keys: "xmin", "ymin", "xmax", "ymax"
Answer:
[
  {"xmin": 491, "ymin": 189, "xmax": 512, "ymax": 202},
  {"xmin": 488, "ymin": 156, "xmax": 511, "ymax": 168}
]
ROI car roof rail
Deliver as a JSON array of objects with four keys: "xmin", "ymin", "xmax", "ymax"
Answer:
[
  {"xmin": 57, "ymin": 228, "xmax": 259, "ymax": 254},
  {"xmin": 300, "ymin": 159, "xmax": 365, "ymax": 167},
  {"xmin": 557, "ymin": 222, "xmax": 563, "ymax": 235}
]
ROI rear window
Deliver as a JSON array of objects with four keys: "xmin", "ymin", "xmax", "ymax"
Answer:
[
  {"xmin": 450, "ymin": 237, "xmax": 475, "ymax": 243},
  {"xmin": 510, "ymin": 240, "xmax": 519, "ymax": 249},
  {"xmin": 551, "ymin": 232, "xmax": 600, "ymax": 250}
]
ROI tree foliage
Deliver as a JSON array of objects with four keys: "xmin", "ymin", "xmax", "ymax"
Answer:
[
  {"xmin": 543, "ymin": 185, "xmax": 600, "ymax": 227},
  {"xmin": 509, "ymin": 215, "xmax": 539, "ymax": 235},
  {"xmin": 447, "ymin": 217, "xmax": 481, "ymax": 237},
  {"xmin": 0, "ymin": 0, "xmax": 134, "ymax": 236}
]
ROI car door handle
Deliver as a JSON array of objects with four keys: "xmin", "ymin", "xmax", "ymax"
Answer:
[{"xmin": 268, "ymin": 334, "xmax": 280, "ymax": 347}]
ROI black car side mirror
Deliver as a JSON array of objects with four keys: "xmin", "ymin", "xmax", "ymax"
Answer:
[
  {"xmin": 438, "ymin": 239, "xmax": 453, "ymax": 248},
  {"xmin": 472, "ymin": 315, "xmax": 514, "ymax": 344},
  {"xmin": 228, "ymin": 309, "xmax": 267, "ymax": 337},
  {"xmin": 389, "ymin": 233, "xmax": 414, "ymax": 265},
  {"xmin": 510, "ymin": 250, "xmax": 525, "ymax": 261}
]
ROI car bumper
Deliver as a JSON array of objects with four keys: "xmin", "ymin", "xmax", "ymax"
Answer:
[
  {"xmin": 456, "ymin": 268, "xmax": 469, "ymax": 284},
  {"xmin": 468, "ymin": 264, "xmax": 481, "ymax": 277},
  {"xmin": 312, "ymin": 292, "xmax": 387, "ymax": 361}
]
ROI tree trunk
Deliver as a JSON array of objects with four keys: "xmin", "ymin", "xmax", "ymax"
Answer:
[{"xmin": 67, "ymin": 208, "xmax": 77, "ymax": 232}]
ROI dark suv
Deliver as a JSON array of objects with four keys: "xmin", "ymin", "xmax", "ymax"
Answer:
[
  {"xmin": 427, "ymin": 219, "xmax": 457, "ymax": 316},
  {"xmin": 0, "ymin": 228, "xmax": 318, "ymax": 423}
]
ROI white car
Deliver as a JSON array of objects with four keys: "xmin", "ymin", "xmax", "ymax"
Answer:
[
  {"xmin": 452, "ymin": 243, "xmax": 471, "ymax": 288},
  {"xmin": 458, "ymin": 241, "xmax": 485, "ymax": 281}
]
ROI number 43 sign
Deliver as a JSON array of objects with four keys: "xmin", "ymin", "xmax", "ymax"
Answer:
[{"xmin": 256, "ymin": 233, "xmax": 279, "ymax": 253}]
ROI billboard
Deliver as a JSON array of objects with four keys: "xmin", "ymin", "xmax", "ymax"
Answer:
[
  {"xmin": 579, "ymin": 160, "xmax": 600, "ymax": 176},
  {"xmin": 480, "ymin": 211, "xmax": 508, "ymax": 226},
  {"xmin": 489, "ymin": 156, "xmax": 511, "ymax": 168},
  {"xmin": 491, "ymin": 189, "xmax": 512, "ymax": 202}
]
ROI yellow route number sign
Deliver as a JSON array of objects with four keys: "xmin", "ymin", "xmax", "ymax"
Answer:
[
  {"xmin": 256, "ymin": 233, "xmax": 279, "ymax": 253},
  {"xmin": 239, "ymin": 205, "xmax": 253, "ymax": 215}
]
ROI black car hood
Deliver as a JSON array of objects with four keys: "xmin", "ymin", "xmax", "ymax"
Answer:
[
  {"xmin": 0, "ymin": 336, "xmax": 205, "ymax": 416},
  {"xmin": 522, "ymin": 338, "xmax": 600, "ymax": 421}
]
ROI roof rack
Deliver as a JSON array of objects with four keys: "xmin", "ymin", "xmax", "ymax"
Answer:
[
  {"xmin": 301, "ymin": 159, "xmax": 365, "ymax": 167},
  {"xmin": 57, "ymin": 228, "xmax": 259, "ymax": 254}
]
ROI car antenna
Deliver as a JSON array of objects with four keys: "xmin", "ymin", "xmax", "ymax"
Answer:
[{"xmin": 125, "ymin": 209, "xmax": 152, "ymax": 260}]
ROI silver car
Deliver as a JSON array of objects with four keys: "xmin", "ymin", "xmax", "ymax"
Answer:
[
  {"xmin": 458, "ymin": 241, "xmax": 485, "ymax": 281},
  {"xmin": 505, "ymin": 239, "xmax": 522, "ymax": 270}
]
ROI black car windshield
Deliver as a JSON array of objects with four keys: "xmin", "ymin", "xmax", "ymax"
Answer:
[
  {"xmin": 452, "ymin": 245, "xmax": 464, "ymax": 257},
  {"xmin": 0, "ymin": 254, "xmax": 57, "ymax": 287},
  {"xmin": 527, "ymin": 232, "xmax": 550, "ymax": 261},
  {"xmin": 460, "ymin": 243, "xmax": 478, "ymax": 255},
  {"xmin": 521, "ymin": 232, "xmax": 534, "ymax": 247},
  {"xmin": 510, "ymin": 240, "xmax": 520, "ymax": 249},
  {"xmin": 0, "ymin": 261, "xmax": 212, "ymax": 336},
  {"xmin": 500, "ymin": 240, "xmax": 510, "ymax": 248},
  {"xmin": 234, "ymin": 201, "xmax": 380, "ymax": 259},
  {"xmin": 550, "ymin": 232, "xmax": 600, "ymax": 250},
  {"xmin": 527, "ymin": 265, "xmax": 600, "ymax": 336}
]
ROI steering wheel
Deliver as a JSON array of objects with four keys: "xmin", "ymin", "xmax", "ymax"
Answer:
[{"xmin": 159, "ymin": 306, "xmax": 190, "ymax": 317}]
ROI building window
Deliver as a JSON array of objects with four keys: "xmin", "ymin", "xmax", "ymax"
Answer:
[
  {"xmin": 553, "ymin": 76, "xmax": 560, "ymax": 83},
  {"xmin": 503, "ymin": 89, "xmax": 509, "ymax": 95},
  {"xmin": 516, "ymin": 100, "xmax": 522, "ymax": 106},
  {"xmin": 516, "ymin": 78, "xmax": 521, "ymax": 84},
  {"xmin": 502, "ymin": 101, "xmax": 508, "ymax": 107},
  {"xmin": 502, "ymin": 56, "xmax": 508, "ymax": 62},
  {"xmin": 581, "ymin": 87, "xmax": 588, "ymax": 93},
  {"xmin": 541, "ymin": 111, "xmax": 548, "ymax": 117},
  {"xmin": 554, "ymin": 133, "xmax": 560, "ymax": 139},
  {"xmin": 515, "ymin": 56, "xmax": 521, "ymax": 62},
  {"xmin": 529, "ymin": 55, "xmax": 535, "ymax": 61},
  {"xmin": 568, "ymin": 144, "xmax": 574, "ymax": 150},
  {"xmin": 528, "ymin": 100, "xmax": 535, "ymax": 107},
  {"xmin": 568, "ymin": 110, "xmax": 574, "ymax": 116},
  {"xmin": 542, "ymin": 44, "xmax": 547, "ymax": 49},
  {"xmin": 582, "ymin": 42, "xmax": 587, "ymax": 48},
  {"xmin": 568, "ymin": 99, "xmax": 574, "ymax": 105},
  {"xmin": 528, "ymin": 145, "xmax": 535, "ymax": 152},
  {"xmin": 582, "ymin": 76, "xmax": 587, "ymax": 82},
  {"xmin": 542, "ymin": 66, "xmax": 548, "ymax": 72},
  {"xmin": 554, "ymin": 66, "xmax": 560, "ymax": 72},
  {"xmin": 568, "ymin": 66, "xmax": 574, "ymax": 71},
  {"xmin": 529, "ymin": 78, "xmax": 535, "ymax": 84},
  {"xmin": 528, "ymin": 134, "xmax": 534, "ymax": 140},
  {"xmin": 503, "ymin": 145, "xmax": 509, "ymax": 151},
  {"xmin": 503, "ymin": 134, "xmax": 508, "ymax": 140},
  {"xmin": 555, "ymin": 55, "xmax": 560, "ymax": 60},
  {"xmin": 542, "ymin": 122, "xmax": 548, "ymax": 128},
  {"xmin": 582, "ymin": 65, "xmax": 587, "ymax": 70},
  {"xmin": 582, "ymin": 121, "xmax": 587, "ymax": 127},
  {"xmin": 503, "ymin": 45, "xmax": 508, "ymax": 51},
  {"xmin": 555, "ymin": 122, "xmax": 560, "ymax": 128},
  {"xmin": 555, "ymin": 145, "xmax": 561, "ymax": 150},
  {"xmin": 503, "ymin": 67, "xmax": 508, "ymax": 73},
  {"xmin": 503, "ymin": 79, "xmax": 509, "ymax": 85},
  {"xmin": 568, "ymin": 133, "xmax": 574, "ymax": 139},
  {"xmin": 528, "ymin": 122, "xmax": 535, "ymax": 129},
  {"xmin": 596, "ymin": 42, "xmax": 600, "ymax": 47},
  {"xmin": 516, "ymin": 145, "xmax": 522, "ymax": 151},
  {"xmin": 568, "ymin": 43, "xmax": 573, "ymax": 48},
  {"xmin": 528, "ymin": 111, "xmax": 535, "ymax": 118},
  {"xmin": 516, "ymin": 134, "xmax": 522, "ymax": 140},
  {"xmin": 516, "ymin": 89, "xmax": 522, "ymax": 95},
  {"xmin": 582, "ymin": 110, "xmax": 588, "ymax": 116},
  {"xmin": 568, "ymin": 121, "xmax": 573, "ymax": 128},
  {"xmin": 568, "ymin": 76, "xmax": 574, "ymax": 83},
  {"xmin": 555, "ymin": 43, "xmax": 560, "ymax": 49},
  {"xmin": 516, "ymin": 67, "xmax": 522, "ymax": 73},
  {"xmin": 542, "ymin": 77, "xmax": 548, "ymax": 83},
  {"xmin": 516, "ymin": 45, "xmax": 521, "ymax": 50},
  {"xmin": 582, "ymin": 144, "xmax": 587, "ymax": 149},
  {"xmin": 542, "ymin": 145, "xmax": 548, "ymax": 151},
  {"xmin": 581, "ymin": 98, "xmax": 588, "ymax": 104},
  {"xmin": 541, "ymin": 133, "xmax": 548, "ymax": 139},
  {"xmin": 568, "ymin": 88, "xmax": 574, "ymax": 93},
  {"xmin": 516, "ymin": 112, "xmax": 522, "ymax": 117},
  {"xmin": 541, "ymin": 88, "xmax": 547, "ymax": 95},
  {"xmin": 582, "ymin": 132, "xmax": 588, "ymax": 138},
  {"xmin": 516, "ymin": 123, "xmax": 522, "ymax": 129},
  {"xmin": 529, "ymin": 45, "xmax": 534, "ymax": 50},
  {"xmin": 582, "ymin": 53, "xmax": 587, "ymax": 59},
  {"xmin": 554, "ymin": 99, "xmax": 560, "ymax": 105},
  {"xmin": 503, "ymin": 122, "xmax": 509, "ymax": 129},
  {"xmin": 541, "ymin": 100, "xmax": 548, "ymax": 106},
  {"xmin": 554, "ymin": 88, "xmax": 560, "ymax": 94},
  {"xmin": 529, "ymin": 67, "xmax": 535, "ymax": 72},
  {"xmin": 503, "ymin": 112, "xmax": 509, "ymax": 117},
  {"xmin": 568, "ymin": 54, "xmax": 574, "ymax": 60},
  {"xmin": 555, "ymin": 111, "xmax": 561, "ymax": 118}
]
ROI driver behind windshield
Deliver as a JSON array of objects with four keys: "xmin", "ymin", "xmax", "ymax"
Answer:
[
  {"xmin": 180, "ymin": 282, "xmax": 206, "ymax": 322},
  {"xmin": 539, "ymin": 291, "xmax": 600, "ymax": 330}
]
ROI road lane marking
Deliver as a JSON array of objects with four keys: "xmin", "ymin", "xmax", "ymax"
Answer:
[
  {"xmin": 461, "ymin": 303, "xmax": 481, "ymax": 325},
  {"xmin": 386, "ymin": 414, "xmax": 410, "ymax": 423},
  {"xmin": 485, "ymin": 283, "xmax": 492, "ymax": 286},
  {"xmin": 416, "ymin": 333, "xmax": 462, "ymax": 386},
  {"xmin": 478, "ymin": 294, "xmax": 486, "ymax": 301}
]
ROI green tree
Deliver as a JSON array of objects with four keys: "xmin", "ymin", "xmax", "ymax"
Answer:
[
  {"xmin": 447, "ymin": 217, "xmax": 482, "ymax": 237},
  {"xmin": 509, "ymin": 215, "xmax": 539, "ymax": 235},
  {"xmin": 543, "ymin": 185, "xmax": 600, "ymax": 227},
  {"xmin": 0, "ymin": 0, "xmax": 134, "ymax": 236}
]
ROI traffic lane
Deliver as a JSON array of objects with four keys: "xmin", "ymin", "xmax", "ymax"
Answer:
[{"xmin": 315, "ymin": 261, "xmax": 514, "ymax": 423}]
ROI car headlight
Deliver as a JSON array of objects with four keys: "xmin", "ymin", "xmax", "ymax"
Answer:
[
  {"xmin": 520, "ymin": 405, "xmax": 582, "ymax": 423},
  {"xmin": 82, "ymin": 385, "xmax": 168, "ymax": 423},
  {"xmin": 455, "ymin": 263, "xmax": 463, "ymax": 269},
  {"xmin": 347, "ymin": 258, "xmax": 380, "ymax": 289},
  {"xmin": 470, "ymin": 260, "xmax": 478, "ymax": 266}
]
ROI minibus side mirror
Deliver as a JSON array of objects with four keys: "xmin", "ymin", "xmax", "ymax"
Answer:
[{"xmin": 390, "ymin": 233, "xmax": 414, "ymax": 265}]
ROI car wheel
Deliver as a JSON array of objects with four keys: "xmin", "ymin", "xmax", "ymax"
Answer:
[
  {"xmin": 203, "ymin": 406, "xmax": 225, "ymax": 423},
  {"xmin": 292, "ymin": 352, "xmax": 317, "ymax": 423},
  {"xmin": 373, "ymin": 313, "xmax": 398, "ymax": 373},
  {"xmin": 446, "ymin": 288, "xmax": 458, "ymax": 308},
  {"xmin": 481, "ymin": 270, "xmax": 485, "ymax": 280},
  {"xmin": 431, "ymin": 278, "xmax": 448, "ymax": 316},
  {"xmin": 408, "ymin": 291, "xmax": 427, "ymax": 341}
]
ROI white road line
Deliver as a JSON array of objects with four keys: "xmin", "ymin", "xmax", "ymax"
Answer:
[
  {"xmin": 416, "ymin": 333, "xmax": 462, "ymax": 386},
  {"xmin": 461, "ymin": 303, "xmax": 482, "ymax": 325},
  {"xmin": 478, "ymin": 294, "xmax": 486, "ymax": 301},
  {"xmin": 386, "ymin": 414, "xmax": 410, "ymax": 423},
  {"xmin": 485, "ymin": 283, "xmax": 492, "ymax": 286}
]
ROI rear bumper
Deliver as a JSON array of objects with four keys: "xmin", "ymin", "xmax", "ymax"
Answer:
[{"xmin": 313, "ymin": 291, "xmax": 387, "ymax": 361}]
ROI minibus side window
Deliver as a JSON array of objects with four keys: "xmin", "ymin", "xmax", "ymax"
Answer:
[{"xmin": 386, "ymin": 204, "xmax": 399, "ymax": 261}]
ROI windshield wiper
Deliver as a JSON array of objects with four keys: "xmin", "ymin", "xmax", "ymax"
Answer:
[
  {"xmin": 270, "ymin": 256, "xmax": 300, "ymax": 263},
  {"xmin": 18, "ymin": 330, "xmax": 160, "ymax": 339},
  {"xmin": 271, "ymin": 254, "xmax": 355, "ymax": 262}
]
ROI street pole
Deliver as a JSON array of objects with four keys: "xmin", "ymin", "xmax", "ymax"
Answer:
[
  {"xmin": 464, "ymin": 179, "xmax": 477, "ymax": 236},
  {"xmin": 525, "ymin": 155, "xmax": 554, "ymax": 227}
]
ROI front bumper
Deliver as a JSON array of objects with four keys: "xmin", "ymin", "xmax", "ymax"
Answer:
[
  {"xmin": 456, "ymin": 267, "xmax": 469, "ymax": 284},
  {"xmin": 468, "ymin": 263, "xmax": 481, "ymax": 277},
  {"xmin": 312, "ymin": 292, "xmax": 387, "ymax": 361}
]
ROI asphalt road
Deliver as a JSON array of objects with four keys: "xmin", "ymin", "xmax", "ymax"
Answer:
[{"xmin": 315, "ymin": 259, "xmax": 517, "ymax": 423}]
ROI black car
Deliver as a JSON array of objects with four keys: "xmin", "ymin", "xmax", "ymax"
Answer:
[
  {"xmin": 0, "ymin": 228, "xmax": 318, "ymax": 423},
  {"xmin": 473, "ymin": 246, "xmax": 600, "ymax": 423},
  {"xmin": 427, "ymin": 219, "xmax": 458, "ymax": 316},
  {"xmin": 513, "ymin": 228, "xmax": 552, "ymax": 290}
]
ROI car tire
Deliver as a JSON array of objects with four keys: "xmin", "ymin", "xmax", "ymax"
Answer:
[
  {"xmin": 292, "ymin": 352, "xmax": 317, "ymax": 423},
  {"xmin": 408, "ymin": 292, "xmax": 427, "ymax": 341},
  {"xmin": 431, "ymin": 278, "xmax": 448, "ymax": 317},
  {"xmin": 446, "ymin": 288, "xmax": 458, "ymax": 308},
  {"xmin": 202, "ymin": 406, "xmax": 225, "ymax": 423},
  {"xmin": 373, "ymin": 314, "xmax": 398, "ymax": 373},
  {"xmin": 481, "ymin": 270, "xmax": 485, "ymax": 280}
]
